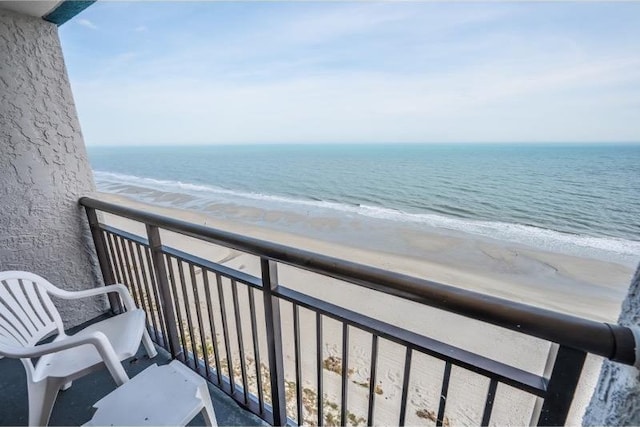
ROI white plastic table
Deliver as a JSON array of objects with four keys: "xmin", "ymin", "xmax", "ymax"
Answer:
[{"xmin": 85, "ymin": 361, "xmax": 217, "ymax": 426}]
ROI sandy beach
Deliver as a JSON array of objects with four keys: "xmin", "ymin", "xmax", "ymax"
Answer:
[{"xmin": 92, "ymin": 192, "xmax": 636, "ymax": 426}]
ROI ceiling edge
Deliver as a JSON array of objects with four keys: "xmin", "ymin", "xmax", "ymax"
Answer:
[{"xmin": 43, "ymin": 0, "xmax": 96, "ymax": 26}]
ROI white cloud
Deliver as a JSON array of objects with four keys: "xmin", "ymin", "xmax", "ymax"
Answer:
[
  {"xmin": 77, "ymin": 19, "xmax": 98, "ymax": 30},
  {"xmin": 280, "ymin": 4, "xmax": 407, "ymax": 45},
  {"xmin": 73, "ymin": 54, "xmax": 640, "ymax": 146},
  {"xmin": 64, "ymin": 2, "xmax": 640, "ymax": 145}
]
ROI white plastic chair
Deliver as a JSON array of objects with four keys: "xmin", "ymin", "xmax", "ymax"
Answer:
[{"xmin": 0, "ymin": 271, "xmax": 158, "ymax": 426}]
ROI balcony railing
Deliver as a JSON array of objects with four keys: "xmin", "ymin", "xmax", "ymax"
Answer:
[{"xmin": 79, "ymin": 196, "xmax": 637, "ymax": 427}]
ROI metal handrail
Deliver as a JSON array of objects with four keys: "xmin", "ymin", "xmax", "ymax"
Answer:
[{"xmin": 79, "ymin": 196, "xmax": 637, "ymax": 366}]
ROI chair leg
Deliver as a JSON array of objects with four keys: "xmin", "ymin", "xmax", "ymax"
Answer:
[
  {"xmin": 142, "ymin": 329, "xmax": 158, "ymax": 358},
  {"xmin": 104, "ymin": 359, "xmax": 129, "ymax": 386},
  {"xmin": 201, "ymin": 406, "xmax": 218, "ymax": 427},
  {"xmin": 27, "ymin": 379, "xmax": 61, "ymax": 427},
  {"xmin": 198, "ymin": 383, "xmax": 217, "ymax": 426}
]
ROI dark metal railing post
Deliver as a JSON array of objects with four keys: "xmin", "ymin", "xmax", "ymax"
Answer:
[
  {"xmin": 85, "ymin": 207, "xmax": 122, "ymax": 313},
  {"xmin": 536, "ymin": 345, "xmax": 587, "ymax": 426},
  {"xmin": 261, "ymin": 257, "xmax": 287, "ymax": 426},
  {"xmin": 146, "ymin": 224, "xmax": 183, "ymax": 359}
]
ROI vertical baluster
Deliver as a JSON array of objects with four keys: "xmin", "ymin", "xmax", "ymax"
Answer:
[
  {"xmin": 436, "ymin": 362, "xmax": 452, "ymax": 427},
  {"xmin": 398, "ymin": 348, "xmax": 413, "ymax": 426},
  {"xmin": 84, "ymin": 207, "xmax": 121, "ymax": 313},
  {"xmin": 248, "ymin": 286, "xmax": 265, "ymax": 414},
  {"xmin": 203, "ymin": 270, "xmax": 223, "ymax": 385},
  {"xmin": 537, "ymin": 346, "xmax": 586, "ymax": 426},
  {"xmin": 340, "ymin": 323, "xmax": 349, "ymax": 427},
  {"xmin": 106, "ymin": 233, "xmax": 125, "ymax": 285},
  {"xmin": 231, "ymin": 280, "xmax": 249, "ymax": 403},
  {"xmin": 293, "ymin": 303, "xmax": 303, "ymax": 425},
  {"xmin": 261, "ymin": 258, "xmax": 286, "ymax": 427},
  {"xmin": 177, "ymin": 260, "xmax": 198, "ymax": 369},
  {"xmin": 189, "ymin": 264, "xmax": 210, "ymax": 378},
  {"xmin": 104, "ymin": 232, "xmax": 126, "ymax": 311},
  {"xmin": 165, "ymin": 255, "xmax": 188, "ymax": 358},
  {"xmin": 122, "ymin": 244, "xmax": 149, "ymax": 314},
  {"xmin": 119, "ymin": 237, "xmax": 145, "ymax": 316},
  {"xmin": 116, "ymin": 237, "xmax": 141, "ymax": 317},
  {"xmin": 481, "ymin": 379, "xmax": 498, "ymax": 426},
  {"xmin": 133, "ymin": 242, "xmax": 157, "ymax": 339},
  {"xmin": 145, "ymin": 223, "xmax": 182, "ymax": 359},
  {"xmin": 216, "ymin": 273, "xmax": 235, "ymax": 393},
  {"xmin": 113, "ymin": 236, "xmax": 131, "ymax": 291},
  {"xmin": 367, "ymin": 335, "xmax": 379, "ymax": 427},
  {"xmin": 103, "ymin": 233, "xmax": 121, "ymax": 282},
  {"xmin": 317, "ymin": 312, "xmax": 324, "ymax": 426},
  {"xmin": 136, "ymin": 244, "xmax": 161, "ymax": 343},
  {"xmin": 144, "ymin": 246, "xmax": 169, "ymax": 348}
]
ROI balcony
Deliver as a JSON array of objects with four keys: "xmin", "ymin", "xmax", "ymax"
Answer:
[
  {"xmin": 4, "ymin": 196, "xmax": 628, "ymax": 426},
  {"xmin": 1, "ymin": 3, "xmax": 637, "ymax": 425}
]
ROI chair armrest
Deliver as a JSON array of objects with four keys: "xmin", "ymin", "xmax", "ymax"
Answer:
[
  {"xmin": 10, "ymin": 331, "xmax": 129, "ymax": 385},
  {"xmin": 48, "ymin": 284, "xmax": 137, "ymax": 311}
]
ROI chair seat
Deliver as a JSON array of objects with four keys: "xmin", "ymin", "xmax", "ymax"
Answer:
[{"xmin": 34, "ymin": 310, "xmax": 146, "ymax": 382}]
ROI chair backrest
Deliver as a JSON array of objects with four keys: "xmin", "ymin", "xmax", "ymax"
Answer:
[{"xmin": 0, "ymin": 271, "xmax": 64, "ymax": 355}]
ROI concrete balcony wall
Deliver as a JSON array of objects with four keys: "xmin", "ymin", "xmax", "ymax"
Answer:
[
  {"xmin": 583, "ymin": 264, "xmax": 640, "ymax": 425},
  {"xmin": 0, "ymin": 8, "xmax": 104, "ymax": 327}
]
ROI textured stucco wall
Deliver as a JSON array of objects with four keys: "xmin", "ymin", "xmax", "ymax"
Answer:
[
  {"xmin": 0, "ymin": 9, "xmax": 106, "ymax": 327},
  {"xmin": 583, "ymin": 263, "xmax": 640, "ymax": 425}
]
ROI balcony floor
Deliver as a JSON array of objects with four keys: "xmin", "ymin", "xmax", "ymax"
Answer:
[{"xmin": 0, "ymin": 317, "xmax": 267, "ymax": 426}]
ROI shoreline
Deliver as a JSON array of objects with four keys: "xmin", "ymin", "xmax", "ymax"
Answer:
[
  {"xmin": 93, "ymin": 167, "xmax": 640, "ymax": 270},
  {"xmin": 93, "ymin": 191, "xmax": 634, "ymax": 322}
]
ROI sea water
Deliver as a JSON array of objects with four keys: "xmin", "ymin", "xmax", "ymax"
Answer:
[{"xmin": 87, "ymin": 143, "xmax": 640, "ymax": 267}]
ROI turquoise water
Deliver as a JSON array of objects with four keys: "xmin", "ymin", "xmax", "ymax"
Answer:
[{"xmin": 88, "ymin": 143, "xmax": 640, "ymax": 263}]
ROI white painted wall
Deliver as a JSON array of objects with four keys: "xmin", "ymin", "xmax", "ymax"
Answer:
[
  {"xmin": 0, "ymin": 8, "xmax": 106, "ymax": 327},
  {"xmin": 583, "ymin": 264, "xmax": 640, "ymax": 425}
]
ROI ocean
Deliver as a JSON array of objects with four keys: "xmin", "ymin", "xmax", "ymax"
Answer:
[{"xmin": 87, "ymin": 143, "xmax": 640, "ymax": 267}]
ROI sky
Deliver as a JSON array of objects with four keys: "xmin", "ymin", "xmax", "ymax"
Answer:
[{"xmin": 59, "ymin": 1, "xmax": 640, "ymax": 146}]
